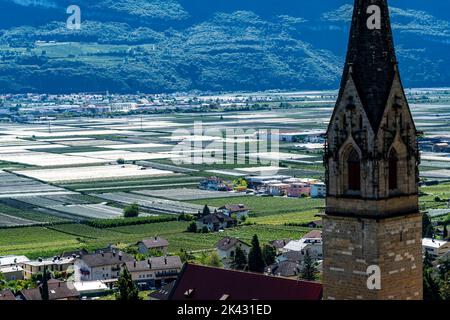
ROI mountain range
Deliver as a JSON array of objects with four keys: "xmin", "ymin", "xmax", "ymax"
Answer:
[{"xmin": 0, "ymin": 0, "xmax": 449, "ymax": 94}]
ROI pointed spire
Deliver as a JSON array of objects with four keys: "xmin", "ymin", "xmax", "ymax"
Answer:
[{"xmin": 338, "ymin": 0, "xmax": 399, "ymax": 132}]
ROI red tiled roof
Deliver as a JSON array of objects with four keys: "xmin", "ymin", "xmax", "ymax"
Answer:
[
  {"xmin": 303, "ymin": 230, "xmax": 322, "ymax": 240},
  {"xmin": 0, "ymin": 289, "xmax": 15, "ymax": 301},
  {"xmin": 169, "ymin": 264, "xmax": 322, "ymax": 300},
  {"xmin": 139, "ymin": 237, "xmax": 169, "ymax": 249},
  {"xmin": 20, "ymin": 281, "xmax": 79, "ymax": 301}
]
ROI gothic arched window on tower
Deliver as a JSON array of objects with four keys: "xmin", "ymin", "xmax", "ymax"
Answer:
[
  {"xmin": 347, "ymin": 149, "xmax": 361, "ymax": 193},
  {"xmin": 389, "ymin": 150, "xmax": 398, "ymax": 191}
]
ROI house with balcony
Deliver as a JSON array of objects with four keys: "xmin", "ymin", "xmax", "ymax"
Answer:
[
  {"xmin": 216, "ymin": 237, "xmax": 251, "ymax": 268},
  {"xmin": 125, "ymin": 256, "xmax": 183, "ymax": 290},
  {"xmin": 137, "ymin": 237, "xmax": 169, "ymax": 255},
  {"xmin": 74, "ymin": 251, "xmax": 134, "ymax": 282},
  {"xmin": 422, "ymin": 238, "xmax": 450, "ymax": 259},
  {"xmin": 22, "ymin": 256, "xmax": 75, "ymax": 279},
  {"xmin": 288, "ymin": 183, "xmax": 311, "ymax": 197},
  {"xmin": 196, "ymin": 211, "xmax": 235, "ymax": 232},
  {"xmin": 218, "ymin": 204, "xmax": 250, "ymax": 219}
]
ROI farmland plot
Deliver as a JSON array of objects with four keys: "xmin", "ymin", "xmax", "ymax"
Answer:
[
  {"xmin": 95, "ymin": 192, "xmax": 208, "ymax": 215},
  {"xmin": 421, "ymin": 169, "xmax": 450, "ymax": 179},
  {"xmin": 0, "ymin": 171, "xmax": 72, "ymax": 198},
  {"xmin": 47, "ymin": 204, "xmax": 125, "ymax": 219},
  {"xmin": 133, "ymin": 188, "xmax": 248, "ymax": 201},
  {"xmin": 0, "ymin": 151, "xmax": 107, "ymax": 166},
  {"xmin": 15, "ymin": 164, "xmax": 176, "ymax": 183},
  {"xmin": 14, "ymin": 194, "xmax": 102, "ymax": 209},
  {"xmin": 0, "ymin": 212, "xmax": 37, "ymax": 227},
  {"xmin": 66, "ymin": 150, "xmax": 176, "ymax": 161}
]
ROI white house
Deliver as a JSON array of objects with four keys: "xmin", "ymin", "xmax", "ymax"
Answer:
[
  {"xmin": 137, "ymin": 237, "xmax": 169, "ymax": 254},
  {"xmin": 0, "ymin": 255, "xmax": 29, "ymax": 268},
  {"xmin": 282, "ymin": 238, "xmax": 323, "ymax": 260},
  {"xmin": 0, "ymin": 265, "xmax": 24, "ymax": 281},
  {"xmin": 216, "ymin": 237, "xmax": 251, "ymax": 267},
  {"xmin": 219, "ymin": 204, "xmax": 250, "ymax": 219},
  {"xmin": 22, "ymin": 256, "xmax": 75, "ymax": 279},
  {"xmin": 422, "ymin": 238, "xmax": 450, "ymax": 259},
  {"xmin": 197, "ymin": 212, "xmax": 234, "ymax": 232},
  {"xmin": 74, "ymin": 251, "xmax": 134, "ymax": 282},
  {"xmin": 73, "ymin": 281, "xmax": 110, "ymax": 297},
  {"xmin": 125, "ymin": 256, "xmax": 183, "ymax": 289}
]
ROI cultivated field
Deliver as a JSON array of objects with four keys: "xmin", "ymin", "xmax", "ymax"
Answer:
[
  {"xmin": 95, "ymin": 192, "xmax": 208, "ymax": 215},
  {"xmin": 133, "ymin": 188, "xmax": 248, "ymax": 201},
  {"xmin": 0, "ymin": 95, "xmax": 448, "ymax": 258},
  {"xmin": 15, "ymin": 164, "xmax": 176, "ymax": 183}
]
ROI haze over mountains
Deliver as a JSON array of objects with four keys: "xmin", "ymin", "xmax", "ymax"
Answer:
[{"xmin": 0, "ymin": 0, "xmax": 449, "ymax": 93}]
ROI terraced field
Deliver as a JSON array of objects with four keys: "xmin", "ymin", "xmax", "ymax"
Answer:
[
  {"xmin": 95, "ymin": 192, "xmax": 207, "ymax": 215},
  {"xmin": 134, "ymin": 188, "xmax": 249, "ymax": 201},
  {"xmin": 61, "ymin": 176, "xmax": 203, "ymax": 192},
  {"xmin": 0, "ymin": 201, "xmax": 66, "ymax": 224},
  {"xmin": 0, "ymin": 220, "xmax": 313, "ymax": 259},
  {"xmin": 0, "ymin": 226, "xmax": 80, "ymax": 257},
  {"xmin": 190, "ymin": 196, "xmax": 325, "ymax": 217},
  {"xmin": 0, "ymin": 213, "xmax": 37, "ymax": 227},
  {"xmin": 249, "ymin": 210, "xmax": 319, "ymax": 225}
]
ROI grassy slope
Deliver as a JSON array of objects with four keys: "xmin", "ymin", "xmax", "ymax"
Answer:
[{"xmin": 0, "ymin": 195, "xmax": 321, "ymax": 258}]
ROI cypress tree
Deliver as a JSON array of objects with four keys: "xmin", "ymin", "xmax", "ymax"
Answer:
[
  {"xmin": 41, "ymin": 266, "xmax": 49, "ymax": 301},
  {"xmin": 116, "ymin": 268, "xmax": 140, "ymax": 301},
  {"xmin": 423, "ymin": 213, "xmax": 434, "ymax": 238},
  {"xmin": 424, "ymin": 250, "xmax": 433, "ymax": 269},
  {"xmin": 231, "ymin": 247, "xmax": 248, "ymax": 270},
  {"xmin": 299, "ymin": 250, "xmax": 319, "ymax": 281},
  {"xmin": 262, "ymin": 244, "xmax": 277, "ymax": 266},
  {"xmin": 248, "ymin": 235, "xmax": 265, "ymax": 273},
  {"xmin": 202, "ymin": 205, "xmax": 211, "ymax": 217}
]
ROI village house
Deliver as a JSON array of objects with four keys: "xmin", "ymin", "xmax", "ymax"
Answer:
[
  {"xmin": 0, "ymin": 265, "xmax": 24, "ymax": 281},
  {"xmin": 302, "ymin": 230, "xmax": 323, "ymax": 240},
  {"xmin": 422, "ymin": 238, "xmax": 450, "ymax": 259},
  {"xmin": 137, "ymin": 237, "xmax": 169, "ymax": 255},
  {"xmin": 277, "ymin": 231, "xmax": 323, "ymax": 265},
  {"xmin": 22, "ymin": 256, "xmax": 75, "ymax": 279},
  {"xmin": 246, "ymin": 175, "xmax": 292, "ymax": 189},
  {"xmin": 197, "ymin": 211, "xmax": 235, "ymax": 232},
  {"xmin": 305, "ymin": 220, "xmax": 323, "ymax": 229},
  {"xmin": 282, "ymin": 237, "xmax": 323, "ymax": 259},
  {"xmin": 148, "ymin": 281, "xmax": 176, "ymax": 300},
  {"xmin": 167, "ymin": 263, "xmax": 323, "ymax": 300},
  {"xmin": 199, "ymin": 177, "xmax": 230, "ymax": 191},
  {"xmin": 266, "ymin": 260, "xmax": 301, "ymax": 279},
  {"xmin": 288, "ymin": 182, "xmax": 311, "ymax": 197},
  {"xmin": 19, "ymin": 279, "xmax": 79, "ymax": 301},
  {"xmin": 216, "ymin": 237, "xmax": 251, "ymax": 267},
  {"xmin": 269, "ymin": 239, "xmax": 292, "ymax": 255},
  {"xmin": 0, "ymin": 255, "xmax": 29, "ymax": 268},
  {"xmin": 219, "ymin": 204, "xmax": 250, "ymax": 219},
  {"xmin": 125, "ymin": 256, "xmax": 183, "ymax": 289},
  {"xmin": 267, "ymin": 182, "xmax": 290, "ymax": 196},
  {"xmin": 0, "ymin": 289, "xmax": 16, "ymax": 301},
  {"xmin": 74, "ymin": 251, "xmax": 134, "ymax": 282},
  {"xmin": 310, "ymin": 182, "xmax": 326, "ymax": 198},
  {"xmin": 72, "ymin": 281, "xmax": 110, "ymax": 298}
]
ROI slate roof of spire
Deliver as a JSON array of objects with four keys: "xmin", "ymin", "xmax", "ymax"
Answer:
[{"xmin": 338, "ymin": 0, "xmax": 399, "ymax": 132}]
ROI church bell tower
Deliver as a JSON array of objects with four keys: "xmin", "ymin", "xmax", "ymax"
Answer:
[{"xmin": 322, "ymin": 0, "xmax": 423, "ymax": 300}]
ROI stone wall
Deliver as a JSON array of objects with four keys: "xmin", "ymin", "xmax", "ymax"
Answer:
[{"xmin": 323, "ymin": 213, "xmax": 423, "ymax": 300}]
